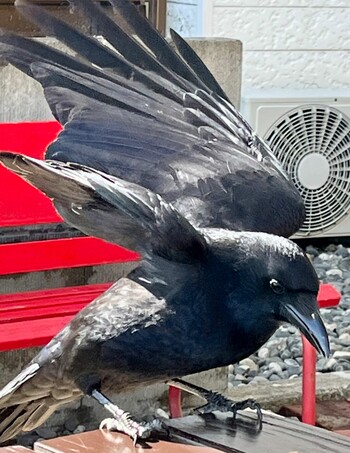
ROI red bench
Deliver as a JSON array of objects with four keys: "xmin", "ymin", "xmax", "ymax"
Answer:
[
  {"xmin": 0, "ymin": 121, "xmax": 139, "ymax": 351},
  {"xmin": 0, "ymin": 122, "xmax": 342, "ymax": 422}
]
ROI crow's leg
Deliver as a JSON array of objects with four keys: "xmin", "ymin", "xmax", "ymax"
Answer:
[
  {"xmin": 91, "ymin": 389, "xmax": 163, "ymax": 443},
  {"xmin": 167, "ymin": 378, "xmax": 262, "ymax": 425}
]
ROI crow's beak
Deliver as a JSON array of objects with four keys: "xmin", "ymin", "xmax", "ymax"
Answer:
[{"xmin": 282, "ymin": 300, "xmax": 330, "ymax": 358}]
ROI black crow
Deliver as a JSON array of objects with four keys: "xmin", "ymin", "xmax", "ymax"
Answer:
[{"xmin": 0, "ymin": 0, "xmax": 329, "ymax": 443}]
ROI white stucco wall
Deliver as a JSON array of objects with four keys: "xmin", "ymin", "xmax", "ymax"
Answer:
[
  {"xmin": 167, "ymin": 0, "xmax": 202, "ymax": 36},
  {"xmin": 202, "ymin": 0, "xmax": 350, "ymax": 93}
]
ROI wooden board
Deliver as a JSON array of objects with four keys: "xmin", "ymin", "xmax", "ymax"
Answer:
[
  {"xmin": 32, "ymin": 412, "xmax": 350, "ymax": 453},
  {"xmin": 34, "ymin": 429, "xmax": 221, "ymax": 453},
  {"xmin": 165, "ymin": 412, "xmax": 350, "ymax": 453},
  {"xmin": 0, "ymin": 448, "xmax": 32, "ymax": 453}
]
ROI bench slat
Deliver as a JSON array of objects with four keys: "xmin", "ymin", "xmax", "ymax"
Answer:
[
  {"xmin": 0, "ymin": 283, "xmax": 114, "ymax": 351},
  {"xmin": 0, "ymin": 283, "xmax": 112, "ymax": 322},
  {"xmin": 0, "ymin": 282, "xmax": 111, "ymax": 306},
  {"xmin": 0, "ymin": 237, "xmax": 139, "ymax": 275},
  {"xmin": 0, "ymin": 315, "xmax": 75, "ymax": 351}
]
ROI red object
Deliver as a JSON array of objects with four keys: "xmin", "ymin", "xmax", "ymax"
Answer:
[
  {"xmin": 0, "ymin": 237, "xmax": 138, "ymax": 276},
  {"xmin": 0, "ymin": 121, "xmax": 63, "ymax": 226},
  {"xmin": 302, "ymin": 335, "xmax": 317, "ymax": 425},
  {"xmin": 301, "ymin": 283, "xmax": 341, "ymax": 425},
  {"xmin": 168, "ymin": 386, "xmax": 183, "ymax": 419},
  {"xmin": 0, "ymin": 121, "xmax": 140, "ymax": 349},
  {"xmin": 317, "ymin": 283, "xmax": 341, "ymax": 308},
  {"xmin": 0, "ymin": 283, "xmax": 113, "ymax": 350}
]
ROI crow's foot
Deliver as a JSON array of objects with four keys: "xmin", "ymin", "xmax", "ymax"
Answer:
[
  {"xmin": 100, "ymin": 416, "xmax": 152, "ymax": 444},
  {"xmin": 167, "ymin": 378, "xmax": 262, "ymax": 426},
  {"xmin": 91, "ymin": 389, "xmax": 167, "ymax": 444},
  {"xmin": 195, "ymin": 395, "xmax": 263, "ymax": 424}
]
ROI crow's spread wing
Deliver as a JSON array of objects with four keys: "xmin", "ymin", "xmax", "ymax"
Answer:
[
  {"xmin": 0, "ymin": 152, "xmax": 206, "ymax": 262},
  {"xmin": 0, "ymin": 0, "xmax": 305, "ymax": 237}
]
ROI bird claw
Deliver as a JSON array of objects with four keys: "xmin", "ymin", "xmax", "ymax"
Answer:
[
  {"xmin": 230, "ymin": 398, "xmax": 263, "ymax": 426},
  {"xmin": 99, "ymin": 417, "xmax": 152, "ymax": 444},
  {"xmin": 194, "ymin": 393, "xmax": 263, "ymax": 426},
  {"xmin": 99, "ymin": 417, "xmax": 167, "ymax": 444}
]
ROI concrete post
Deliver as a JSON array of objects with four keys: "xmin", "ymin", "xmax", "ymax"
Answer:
[{"xmin": 186, "ymin": 38, "xmax": 242, "ymax": 108}]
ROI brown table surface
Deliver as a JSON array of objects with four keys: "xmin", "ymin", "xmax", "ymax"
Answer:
[{"xmin": 1, "ymin": 411, "xmax": 350, "ymax": 453}]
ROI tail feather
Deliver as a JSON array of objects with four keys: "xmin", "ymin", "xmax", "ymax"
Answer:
[
  {"xmin": 0, "ymin": 363, "xmax": 40, "ymax": 407},
  {"xmin": 0, "ymin": 402, "xmax": 57, "ymax": 443},
  {"xmin": 22, "ymin": 403, "xmax": 58, "ymax": 433},
  {"xmin": 0, "ymin": 358, "xmax": 81, "ymax": 443},
  {"xmin": 0, "ymin": 404, "xmax": 28, "ymax": 434}
]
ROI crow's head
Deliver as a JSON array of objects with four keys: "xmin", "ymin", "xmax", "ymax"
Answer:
[{"xmin": 205, "ymin": 229, "xmax": 330, "ymax": 357}]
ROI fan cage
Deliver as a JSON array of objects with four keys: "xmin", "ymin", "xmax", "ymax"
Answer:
[{"xmin": 265, "ymin": 104, "xmax": 350, "ymax": 234}]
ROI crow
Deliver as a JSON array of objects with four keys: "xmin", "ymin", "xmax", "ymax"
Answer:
[{"xmin": 0, "ymin": 0, "xmax": 329, "ymax": 443}]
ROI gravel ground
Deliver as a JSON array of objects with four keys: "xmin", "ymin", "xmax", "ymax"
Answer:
[{"xmin": 228, "ymin": 243, "xmax": 350, "ymax": 389}]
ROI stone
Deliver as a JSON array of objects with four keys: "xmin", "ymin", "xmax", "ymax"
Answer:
[
  {"xmin": 337, "ymin": 245, "xmax": 349, "ymax": 257},
  {"xmin": 326, "ymin": 269, "xmax": 343, "ymax": 279},
  {"xmin": 281, "ymin": 349, "xmax": 292, "ymax": 359},
  {"xmin": 262, "ymin": 369, "xmax": 273, "ymax": 379},
  {"xmin": 268, "ymin": 362, "xmax": 282, "ymax": 374},
  {"xmin": 64, "ymin": 415, "xmax": 79, "ymax": 433},
  {"xmin": 339, "ymin": 333, "xmax": 350, "ymax": 343},
  {"xmin": 288, "ymin": 326, "xmax": 298, "ymax": 334},
  {"xmin": 248, "ymin": 369, "xmax": 258, "ymax": 378},
  {"xmin": 279, "ymin": 370, "xmax": 290, "ymax": 379},
  {"xmin": 339, "ymin": 258, "xmax": 350, "ymax": 271},
  {"xmin": 251, "ymin": 376, "xmax": 269, "ymax": 384},
  {"xmin": 235, "ymin": 374, "xmax": 246, "ymax": 382},
  {"xmin": 228, "ymin": 381, "xmax": 239, "ymax": 390},
  {"xmin": 291, "ymin": 346, "xmax": 302, "ymax": 358},
  {"xmin": 284, "ymin": 358, "xmax": 299, "ymax": 367},
  {"xmin": 275, "ymin": 328, "xmax": 290, "ymax": 338},
  {"xmin": 236, "ymin": 365, "xmax": 250, "ymax": 375},
  {"xmin": 325, "ymin": 322, "xmax": 337, "ymax": 332},
  {"xmin": 306, "ymin": 245, "xmax": 319, "ymax": 257},
  {"xmin": 317, "ymin": 358, "xmax": 337, "ymax": 372},
  {"xmin": 35, "ymin": 427, "xmax": 58, "ymax": 439},
  {"xmin": 73, "ymin": 425, "xmax": 86, "ymax": 434},
  {"xmin": 239, "ymin": 357, "xmax": 259, "ymax": 372},
  {"xmin": 266, "ymin": 357, "xmax": 286, "ymax": 368},
  {"xmin": 17, "ymin": 433, "xmax": 40, "ymax": 448},
  {"xmin": 318, "ymin": 253, "xmax": 332, "ymax": 261},
  {"xmin": 287, "ymin": 365, "xmax": 301, "ymax": 376},
  {"xmin": 258, "ymin": 347, "xmax": 269, "ymax": 359},
  {"xmin": 269, "ymin": 374, "xmax": 281, "ymax": 381}
]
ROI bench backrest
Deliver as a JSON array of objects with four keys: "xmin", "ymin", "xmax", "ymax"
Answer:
[{"xmin": 0, "ymin": 121, "xmax": 139, "ymax": 276}]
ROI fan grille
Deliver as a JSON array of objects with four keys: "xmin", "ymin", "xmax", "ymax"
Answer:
[{"xmin": 265, "ymin": 105, "xmax": 350, "ymax": 234}]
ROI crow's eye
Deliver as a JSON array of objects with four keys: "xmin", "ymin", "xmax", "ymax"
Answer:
[{"xmin": 270, "ymin": 279, "xmax": 285, "ymax": 294}]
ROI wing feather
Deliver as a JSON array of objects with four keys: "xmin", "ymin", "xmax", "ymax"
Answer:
[{"xmin": 0, "ymin": 0, "xmax": 305, "ymax": 238}]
